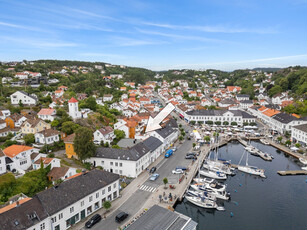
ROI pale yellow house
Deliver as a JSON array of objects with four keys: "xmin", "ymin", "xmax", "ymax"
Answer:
[{"xmin": 21, "ymin": 118, "xmax": 51, "ymax": 134}]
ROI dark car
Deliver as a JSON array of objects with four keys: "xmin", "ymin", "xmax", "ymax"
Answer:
[
  {"xmin": 185, "ymin": 155, "xmax": 196, "ymax": 159},
  {"xmin": 115, "ymin": 212, "xmax": 129, "ymax": 223},
  {"xmin": 186, "ymin": 152, "xmax": 196, "ymax": 156},
  {"xmin": 85, "ymin": 214, "xmax": 102, "ymax": 228},
  {"xmin": 150, "ymin": 166, "xmax": 157, "ymax": 174}
]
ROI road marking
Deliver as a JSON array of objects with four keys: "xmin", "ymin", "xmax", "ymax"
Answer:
[{"xmin": 139, "ymin": 185, "xmax": 157, "ymax": 193}]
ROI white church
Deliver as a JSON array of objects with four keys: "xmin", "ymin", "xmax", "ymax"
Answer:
[{"xmin": 68, "ymin": 97, "xmax": 82, "ymax": 119}]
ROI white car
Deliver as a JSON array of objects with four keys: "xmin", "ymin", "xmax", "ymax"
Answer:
[{"xmin": 172, "ymin": 169, "xmax": 184, "ymax": 174}]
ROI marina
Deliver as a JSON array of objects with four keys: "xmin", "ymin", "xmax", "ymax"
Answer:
[{"xmin": 174, "ymin": 140, "xmax": 307, "ymax": 230}]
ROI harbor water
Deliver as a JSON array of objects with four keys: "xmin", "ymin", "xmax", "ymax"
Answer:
[{"xmin": 174, "ymin": 141, "xmax": 307, "ymax": 230}]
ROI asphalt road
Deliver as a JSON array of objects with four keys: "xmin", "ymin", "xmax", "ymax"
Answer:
[{"xmin": 90, "ymin": 116, "xmax": 194, "ymax": 229}]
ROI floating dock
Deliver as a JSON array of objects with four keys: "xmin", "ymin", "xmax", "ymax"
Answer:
[{"xmin": 277, "ymin": 170, "xmax": 307, "ymax": 176}]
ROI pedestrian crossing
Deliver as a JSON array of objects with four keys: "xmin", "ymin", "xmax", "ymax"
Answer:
[{"xmin": 139, "ymin": 184, "xmax": 157, "ymax": 193}]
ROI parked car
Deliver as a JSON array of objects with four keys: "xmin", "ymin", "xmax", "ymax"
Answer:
[
  {"xmin": 186, "ymin": 152, "xmax": 196, "ymax": 156},
  {"xmin": 85, "ymin": 214, "xmax": 102, "ymax": 228},
  {"xmin": 115, "ymin": 212, "xmax": 129, "ymax": 223},
  {"xmin": 176, "ymin": 166, "xmax": 187, "ymax": 171},
  {"xmin": 185, "ymin": 155, "xmax": 196, "ymax": 159},
  {"xmin": 150, "ymin": 173, "xmax": 159, "ymax": 181},
  {"xmin": 149, "ymin": 166, "xmax": 156, "ymax": 174},
  {"xmin": 172, "ymin": 169, "xmax": 184, "ymax": 174}
]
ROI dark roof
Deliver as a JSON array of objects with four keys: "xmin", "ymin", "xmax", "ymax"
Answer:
[
  {"xmin": 237, "ymin": 94, "xmax": 250, "ymax": 97},
  {"xmin": 36, "ymin": 169, "xmax": 119, "ymax": 215},
  {"xmin": 240, "ymin": 100, "xmax": 253, "ymax": 104},
  {"xmin": 186, "ymin": 110, "xmax": 255, "ymax": 119},
  {"xmin": 95, "ymin": 142, "xmax": 150, "ymax": 161},
  {"xmin": 155, "ymin": 125, "xmax": 176, "ymax": 138},
  {"xmin": 143, "ymin": 136, "xmax": 163, "ymax": 151},
  {"xmin": 165, "ymin": 118, "xmax": 178, "ymax": 129},
  {"xmin": 272, "ymin": 113, "xmax": 297, "ymax": 124},
  {"xmin": 18, "ymin": 91, "xmax": 37, "ymax": 101},
  {"xmin": 117, "ymin": 138, "xmax": 142, "ymax": 148},
  {"xmin": 219, "ymin": 99, "xmax": 238, "ymax": 104},
  {"xmin": 0, "ymin": 197, "xmax": 48, "ymax": 230},
  {"xmin": 293, "ymin": 124, "xmax": 307, "ymax": 132},
  {"xmin": 126, "ymin": 205, "xmax": 196, "ymax": 230}
]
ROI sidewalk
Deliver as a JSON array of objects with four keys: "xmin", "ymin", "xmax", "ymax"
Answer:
[
  {"xmin": 120, "ymin": 144, "xmax": 211, "ymax": 229},
  {"xmin": 73, "ymin": 153, "xmax": 168, "ymax": 230}
]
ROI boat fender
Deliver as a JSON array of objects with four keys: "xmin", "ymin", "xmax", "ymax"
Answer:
[
  {"xmin": 234, "ymin": 189, "xmax": 237, "ymax": 193},
  {"xmin": 305, "ymin": 179, "xmax": 307, "ymax": 183},
  {"xmin": 234, "ymin": 201, "xmax": 238, "ymax": 206},
  {"xmin": 230, "ymin": 212, "xmax": 234, "ymax": 217},
  {"xmin": 239, "ymin": 184, "xmax": 242, "ymax": 187}
]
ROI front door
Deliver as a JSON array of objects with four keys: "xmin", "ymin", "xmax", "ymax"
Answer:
[{"xmin": 81, "ymin": 209, "xmax": 85, "ymax": 220}]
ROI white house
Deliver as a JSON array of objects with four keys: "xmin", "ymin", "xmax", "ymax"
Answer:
[
  {"xmin": 87, "ymin": 140, "xmax": 162, "ymax": 178},
  {"xmin": 0, "ymin": 119, "xmax": 6, "ymax": 130},
  {"xmin": 93, "ymin": 126, "xmax": 115, "ymax": 145},
  {"xmin": 68, "ymin": 97, "xmax": 81, "ymax": 120},
  {"xmin": 149, "ymin": 125, "xmax": 179, "ymax": 150},
  {"xmin": 10, "ymin": 91, "xmax": 37, "ymax": 105},
  {"xmin": 47, "ymin": 167, "xmax": 78, "ymax": 183},
  {"xmin": 35, "ymin": 129, "xmax": 60, "ymax": 145},
  {"xmin": 0, "ymin": 170, "xmax": 120, "ymax": 230},
  {"xmin": 37, "ymin": 108, "xmax": 56, "ymax": 121},
  {"xmin": 33, "ymin": 157, "xmax": 61, "ymax": 170},
  {"xmin": 236, "ymin": 94, "xmax": 250, "ymax": 101},
  {"xmin": 0, "ymin": 109, "xmax": 11, "ymax": 120},
  {"xmin": 0, "ymin": 149, "xmax": 6, "ymax": 174},
  {"xmin": 114, "ymin": 120, "xmax": 129, "ymax": 138},
  {"xmin": 3, "ymin": 145, "xmax": 38, "ymax": 172},
  {"xmin": 240, "ymin": 100, "xmax": 254, "ymax": 109},
  {"xmin": 103, "ymin": 94, "xmax": 113, "ymax": 102},
  {"xmin": 292, "ymin": 124, "xmax": 307, "ymax": 146}
]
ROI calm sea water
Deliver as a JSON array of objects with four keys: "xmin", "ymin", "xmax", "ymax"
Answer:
[{"xmin": 174, "ymin": 141, "xmax": 307, "ymax": 230}]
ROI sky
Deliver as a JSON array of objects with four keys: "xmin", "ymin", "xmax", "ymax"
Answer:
[{"xmin": 0, "ymin": 0, "xmax": 307, "ymax": 71}]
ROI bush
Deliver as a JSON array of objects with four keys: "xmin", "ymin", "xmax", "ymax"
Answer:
[
  {"xmin": 206, "ymin": 121, "xmax": 213, "ymax": 125},
  {"xmin": 231, "ymin": 122, "xmax": 237, "ymax": 126},
  {"xmin": 223, "ymin": 121, "xmax": 229, "ymax": 126},
  {"xmin": 215, "ymin": 121, "xmax": 221, "ymax": 125}
]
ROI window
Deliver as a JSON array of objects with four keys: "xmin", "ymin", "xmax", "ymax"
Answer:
[
  {"xmin": 94, "ymin": 202, "xmax": 99, "ymax": 210},
  {"xmin": 96, "ymin": 192, "xmax": 99, "ymax": 198},
  {"xmin": 51, "ymin": 217, "xmax": 57, "ymax": 223},
  {"xmin": 108, "ymin": 186, "xmax": 111, "ymax": 192},
  {"xmin": 115, "ymin": 162, "xmax": 118, "ymax": 167},
  {"xmin": 119, "ymin": 163, "xmax": 122, "ymax": 167},
  {"xmin": 101, "ymin": 161, "xmax": 104, "ymax": 165},
  {"xmin": 89, "ymin": 196, "xmax": 93, "ymax": 202},
  {"xmin": 59, "ymin": 213, "xmax": 63, "ymax": 220},
  {"xmin": 70, "ymin": 207, "xmax": 74, "ymax": 213},
  {"xmin": 119, "ymin": 170, "xmax": 122, "ymax": 174},
  {"xmin": 81, "ymin": 201, "xmax": 84, "ymax": 207},
  {"xmin": 110, "ymin": 162, "xmax": 113, "ymax": 166},
  {"xmin": 113, "ymin": 183, "xmax": 116, "ymax": 189},
  {"xmin": 40, "ymin": 223, "xmax": 45, "ymax": 230},
  {"xmin": 102, "ymin": 189, "xmax": 105, "ymax": 195}
]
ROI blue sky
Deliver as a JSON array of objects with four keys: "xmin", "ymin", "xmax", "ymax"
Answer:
[{"xmin": 0, "ymin": 0, "xmax": 307, "ymax": 70}]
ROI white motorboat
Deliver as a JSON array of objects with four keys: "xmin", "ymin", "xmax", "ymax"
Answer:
[
  {"xmin": 190, "ymin": 184, "xmax": 230, "ymax": 200},
  {"xmin": 299, "ymin": 157, "xmax": 307, "ymax": 165},
  {"xmin": 185, "ymin": 195, "xmax": 225, "ymax": 211},
  {"xmin": 237, "ymin": 150, "xmax": 266, "ymax": 178},
  {"xmin": 192, "ymin": 179, "xmax": 227, "ymax": 192},
  {"xmin": 186, "ymin": 189, "xmax": 217, "ymax": 201},
  {"xmin": 302, "ymin": 166, "xmax": 307, "ymax": 171},
  {"xmin": 203, "ymin": 162, "xmax": 234, "ymax": 175},
  {"xmin": 245, "ymin": 145, "xmax": 258, "ymax": 155},
  {"xmin": 199, "ymin": 169, "xmax": 227, "ymax": 180},
  {"xmin": 193, "ymin": 178, "xmax": 215, "ymax": 184},
  {"xmin": 260, "ymin": 139, "xmax": 270, "ymax": 145},
  {"xmin": 257, "ymin": 150, "xmax": 273, "ymax": 161}
]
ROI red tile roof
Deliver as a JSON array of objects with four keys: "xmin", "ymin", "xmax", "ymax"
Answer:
[
  {"xmin": 3, "ymin": 145, "xmax": 34, "ymax": 158},
  {"xmin": 68, "ymin": 97, "xmax": 78, "ymax": 103}
]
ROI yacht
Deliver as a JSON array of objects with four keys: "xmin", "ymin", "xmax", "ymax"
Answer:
[
  {"xmin": 190, "ymin": 184, "xmax": 230, "ymax": 200},
  {"xmin": 203, "ymin": 162, "xmax": 235, "ymax": 175},
  {"xmin": 192, "ymin": 179, "xmax": 227, "ymax": 192},
  {"xmin": 260, "ymin": 139, "xmax": 270, "ymax": 145},
  {"xmin": 186, "ymin": 189, "xmax": 217, "ymax": 201},
  {"xmin": 257, "ymin": 150, "xmax": 273, "ymax": 161},
  {"xmin": 199, "ymin": 169, "xmax": 227, "ymax": 180},
  {"xmin": 237, "ymin": 150, "xmax": 266, "ymax": 178},
  {"xmin": 185, "ymin": 195, "xmax": 225, "ymax": 211},
  {"xmin": 245, "ymin": 145, "xmax": 258, "ymax": 156},
  {"xmin": 193, "ymin": 177, "xmax": 215, "ymax": 184},
  {"xmin": 299, "ymin": 157, "xmax": 307, "ymax": 165}
]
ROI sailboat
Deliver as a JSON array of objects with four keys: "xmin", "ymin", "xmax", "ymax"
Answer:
[
  {"xmin": 190, "ymin": 184, "xmax": 230, "ymax": 200},
  {"xmin": 237, "ymin": 150, "xmax": 266, "ymax": 178},
  {"xmin": 299, "ymin": 157, "xmax": 307, "ymax": 165},
  {"xmin": 185, "ymin": 195, "xmax": 225, "ymax": 211}
]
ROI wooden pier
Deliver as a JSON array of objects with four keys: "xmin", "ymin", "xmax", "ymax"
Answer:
[{"xmin": 277, "ymin": 170, "xmax": 307, "ymax": 176}]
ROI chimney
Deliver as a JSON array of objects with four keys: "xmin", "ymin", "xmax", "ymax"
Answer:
[{"xmin": 16, "ymin": 201, "xmax": 20, "ymax": 207}]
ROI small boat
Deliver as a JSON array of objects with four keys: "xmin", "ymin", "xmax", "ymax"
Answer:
[
  {"xmin": 203, "ymin": 162, "xmax": 235, "ymax": 175},
  {"xmin": 245, "ymin": 145, "xmax": 258, "ymax": 155},
  {"xmin": 185, "ymin": 195, "xmax": 225, "ymax": 211},
  {"xmin": 186, "ymin": 189, "xmax": 217, "ymax": 201},
  {"xmin": 257, "ymin": 151, "xmax": 273, "ymax": 161},
  {"xmin": 299, "ymin": 157, "xmax": 307, "ymax": 165},
  {"xmin": 237, "ymin": 150, "xmax": 266, "ymax": 178},
  {"xmin": 190, "ymin": 184, "xmax": 230, "ymax": 200},
  {"xmin": 192, "ymin": 181, "xmax": 226, "ymax": 192},
  {"xmin": 193, "ymin": 178, "xmax": 215, "ymax": 184},
  {"xmin": 260, "ymin": 139, "xmax": 270, "ymax": 145},
  {"xmin": 199, "ymin": 169, "xmax": 227, "ymax": 180},
  {"xmin": 302, "ymin": 166, "xmax": 307, "ymax": 171}
]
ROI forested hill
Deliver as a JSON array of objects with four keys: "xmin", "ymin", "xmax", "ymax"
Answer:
[{"xmin": 269, "ymin": 66, "xmax": 307, "ymax": 98}]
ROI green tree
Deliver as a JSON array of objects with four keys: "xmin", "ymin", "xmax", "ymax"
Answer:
[
  {"xmin": 285, "ymin": 140, "xmax": 291, "ymax": 147},
  {"xmin": 223, "ymin": 121, "xmax": 229, "ymax": 126},
  {"xmin": 23, "ymin": 134, "xmax": 35, "ymax": 145},
  {"xmin": 277, "ymin": 136, "xmax": 283, "ymax": 143},
  {"xmin": 103, "ymin": 200, "xmax": 112, "ymax": 212},
  {"xmin": 85, "ymin": 96, "xmax": 97, "ymax": 111},
  {"xmin": 268, "ymin": 85, "xmax": 283, "ymax": 97},
  {"xmin": 190, "ymin": 121, "xmax": 196, "ymax": 125},
  {"xmin": 295, "ymin": 143, "xmax": 301, "ymax": 148},
  {"xmin": 113, "ymin": 129, "xmax": 125, "ymax": 144},
  {"xmin": 163, "ymin": 177, "xmax": 168, "ymax": 188},
  {"xmin": 61, "ymin": 121, "xmax": 79, "ymax": 135},
  {"xmin": 204, "ymin": 136, "xmax": 210, "ymax": 143},
  {"xmin": 74, "ymin": 127, "xmax": 96, "ymax": 162},
  {"xmin": 215, "ymin": 121, "xmax": 221, "ymax": 125},
  {"xmin": 231, "ymin": 122, "xmax": 237, "ymax": 126},
  {"xmin": 179, "ymin": 136, "xmax": 184, "ymax": 142},
  {"xmin": 51, "ymin": 119, "xmax": 60, "ymax": 127}
]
